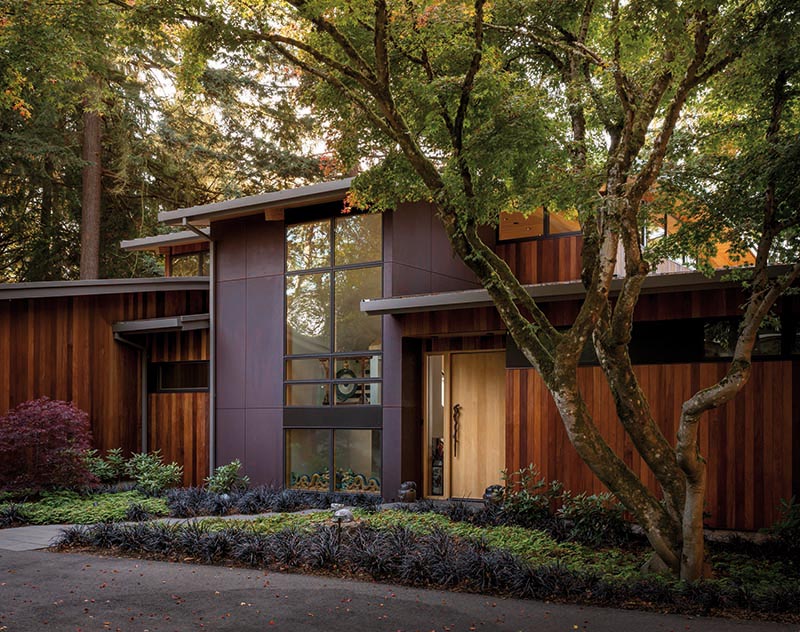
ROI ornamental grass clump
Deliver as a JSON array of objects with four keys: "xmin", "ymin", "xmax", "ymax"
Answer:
[{"xmin": 52, "ymin": 519, "xmax": 800, "ymax": 618}]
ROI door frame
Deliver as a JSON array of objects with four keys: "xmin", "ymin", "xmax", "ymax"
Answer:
[{"xmin": 422, "ymin": 349, "xmax": 505, "ymax": 500}]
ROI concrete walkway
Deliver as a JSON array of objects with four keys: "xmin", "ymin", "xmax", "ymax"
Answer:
[{"xmin": 1, "ymin": 549, "xmax": 795, "ymax": 632}]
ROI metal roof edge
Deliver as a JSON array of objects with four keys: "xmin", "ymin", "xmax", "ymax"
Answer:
[
  {"xmin": 0, "ymin": 277, "xmax": 209, "ymax": 301},
  {"xmin": 112, "ymin": 313, "xmax": 210, "ymax": 334},
  {"xmin": 158, "ymin": 178, "xmax": 354, "ymax": 226},
  {"xmin": 361, "ymin": 267, "xmax": 792, "ymax": 316},
  {"xmin": 120, "ymin": 229, "xmax": 210, "ymax": 251}
]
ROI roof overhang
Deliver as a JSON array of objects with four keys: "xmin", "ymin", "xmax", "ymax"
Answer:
[
  {"xmin": 120, "ymin": 229, "xmax": 210, "ymax": 252},
  {"xmin": 361, "ymin": 268, "xmax": 779, "ymax": 316},
  {"xmin": 158, "ymin": 178, "xmax": 353, "ymax": 227},
  {"xmin": 0, "ymin": 277, "xmax": 209, "ymax": 301},
  {"xmin": 112, "ymin": 313, "xmax": 209, "ymax": 335}
]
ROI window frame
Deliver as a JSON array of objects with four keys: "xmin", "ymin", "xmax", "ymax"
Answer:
[
  {"xmin": 496, "ymin": 206, "xmax": 582, "ymax": 243},
  {"xmin": 283, "ymin": 427, "xmax": 382, "ymax": 494},
  {"xmin": 283, "ymin": 212, "xmax": 384, "ymax": 408},
  {"xmin": 149, "ymin": 360, "xmax": 210, "ymax": 393}
]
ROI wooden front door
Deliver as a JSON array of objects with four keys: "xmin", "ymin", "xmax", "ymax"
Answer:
[{"xmin": 449, "ymin": 351, "xmax": 506, "ymax": 499}]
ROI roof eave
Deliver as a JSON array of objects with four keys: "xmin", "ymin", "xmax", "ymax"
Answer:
[{"xmin": 158, "ymin": 178, "xmax": 353, "ymax": 226}]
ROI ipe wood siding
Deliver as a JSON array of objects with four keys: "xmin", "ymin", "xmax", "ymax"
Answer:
[
  {"xmin": 0, "ymin": 290, "xmax": 208, "ymax": 459},
  {"xmin": 506, "ymin": 361, "xmax": 796, "ymax": 530},
  {"xmin": 495, "ymin": 235, "xmax": 583, "ymax": 284},
  {"xmin": 148, "ymin": 329, "xmax": 209, "ymax": 486}
]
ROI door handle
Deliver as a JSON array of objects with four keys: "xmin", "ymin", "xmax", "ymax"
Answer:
[{"xmin": 452, "ymin": 403, "xmax": 461, "ymax": 457}]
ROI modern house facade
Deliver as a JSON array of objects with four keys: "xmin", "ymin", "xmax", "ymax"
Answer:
[
  {"xmin": 155, "ymin": 178, "xmax": 800, "ymax": 530},
  {"xmin": 1, "ymin": 177, "xmax": 797, "ymax": 529}
]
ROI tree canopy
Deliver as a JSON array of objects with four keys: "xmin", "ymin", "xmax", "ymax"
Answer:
[
  {"xmin": 167, "ymin": 0, "xmax": 800, "ymax": 580},
  {"xmin": 0, "ymin": 0, "xmax": 323, "ymax": 281}
]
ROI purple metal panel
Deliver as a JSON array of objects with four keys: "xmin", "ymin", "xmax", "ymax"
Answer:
[
  {"xmin": 382, "ymin": 314, "xmax": 403, "ymax": 408},
  {"xmin": 246, "ymin": 217, "xmax": 285, "ymax": 278},
  {"xmin": 431, "ymin": 273, "xmax": 480, "ymax": 293},
  {"xmin": 212, "ymin": 220, "xmax": 247, "ymax": 281},
  {"xmin": 430, "ymin": 214, "xmax": 477, "ymax": 284},
  {"xmin": 215, "ymin": 279, "xmax": 246, "ymax": 408},
  {"xmin": 390, "ymin": 202, "xmax": 432, "ymax": 270},
  {"xmin": 216, "ymin": 408, "xmax": 246, "ymax": 466},
  {"xmin": 245, "ymin": 408, "xmax": 283, "ymax": 486},
  {"xmin": 381, "ymin": 406, "xmax": 403, "ymax": 502},
  {"xmin": 245, "ymin": 275, "xmax": 284, "ymax": 408},
  {"xmin": 390, "ymin": 263, "xmax": 432, "ymax": 297}
]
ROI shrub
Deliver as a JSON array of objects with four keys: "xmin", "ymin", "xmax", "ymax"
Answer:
[
  {"xmin": 125, "ymin": 451, "xmax": 182, "ymax": 495},
  {"xmin": 500, "ymin": 464, "xmax": 563, "ymax": 529},
  {"xmin": 83, "ymin": 448, "xmax": 127, "ymax": 485},
  {"xmin": 0, "ymin": 398, "xmax": 95, "ymax": 490},
  {"xmin": 205, "ymin": 459, "xmax": 250, "ymax": 494},
  {"xmin": 768, "ymin": 497, "xmax": 800, "ymax": 555},
  {"xmin": 557, "ymin": 491, "xmax": 630, "ymax": 547}
]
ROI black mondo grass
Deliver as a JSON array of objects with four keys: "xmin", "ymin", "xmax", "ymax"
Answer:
[
  {"xmin": 50, "ymin": 518, "xmax": 800, "ymax": 619},
  {"xmin": 0, "ymin": 503, "xmax": 28, "ymax": 527},
  {"xmin": 124, "ymin": 502, "xmax": 151, "ymax": 522}
]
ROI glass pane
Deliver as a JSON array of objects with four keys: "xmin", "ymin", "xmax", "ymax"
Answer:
[
  {"xmin": 286, "ymin": 429, "xmax": 331, "ymax": 491},
  {"xmin": 286, "ymin": 383, "xmax": 330, "ymax": 406},
  {"xmin": 170, "ymin": 254, "xmax": 200, "ymax": 277},
  {"xmin": 199, "ymin": 251, "xmax": 209, "ymax": 275},
  {"xmin": 335, "ymin": 213, "xmax": 382, "ymax": 266},
  {"xmin": 426, "ymin": 355, "xmax": 445, "ymax": 496},
  {"xmin": 157, "ymin": 362, "xmax": 209, "ymax": 391},
  {"xmin": 286, "ymin": 220, "xmax": 330, "ymax": 272},
  {"xmin": 334, "ymin": 355, "xmax": 381, "ymax": 379},
  {"xmin": 286, "ymin": 272, "xmax": 330, "ymax": 355},
  {"xmin": 334, "ymin": 429, "xmax": 381, "ymax": 493},
  {"xmin": 499, "ymin": 209, "xmax": 544, "ymax": 240},
  {"xmin": 753, "ymin": 319, "xmax": 782, "ymax": 356},
  {"xmin": 286, "ymin": 357, "xmax": 329, "ymax": 381},
  {"xmin": 334, "ymin": 266, "xmax": 382, "ymax": 352},
  {"xmin": 704, "ymin": 321, "xmax": 736, "ymax": 358},
  {"xmin": 333, "ymin": 382, "xmax": 381, "ymax": 406},
  {"xmin": 548, "ymin": 210, "xmax": 581, "ymax": 234}
]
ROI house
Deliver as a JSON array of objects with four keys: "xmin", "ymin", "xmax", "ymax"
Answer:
[
  {"xmin": 1, "ymin": 177, "xmax": 797, "ymax": 530},
  {"xmin": 0, "ymin": 247, "xmax": 211, "ymax": 486},
  {"xmin": 154, "ymin": 177, "xmax": 798, "ymax": 530}
]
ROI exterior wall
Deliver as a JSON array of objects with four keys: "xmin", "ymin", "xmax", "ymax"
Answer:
[
  {"xmin": 496, "ymin": 234, "xmax": 583, "ymax": 284},
  {"xmin": 148, "ymin": 329, "xmax": 209, "ymax": 486},
  {"xmin": 0, "ymin": 290, "xmax": 208, "ymax": 458},
  {"xmin": 399, "ymin": 291, "xmax": 799, "ymax": 530},
  {"xmin": 212, "ymin": 214, "xmax": 285, "ymax": 486},
  {"xmin": 211, "ymin": 202, "xmax": 477, "ymax": 497},
  {"xmin": 506, "ymin": 361, "xmax": 795, "ymax": 531}
]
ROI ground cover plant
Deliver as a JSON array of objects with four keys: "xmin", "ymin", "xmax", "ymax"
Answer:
[
  {"xmin": 0, "ymin": 490, "xmax": 168, "ymax": 525},
  {"xmin": 55, "ymin": 508, "xmax": 800, "ymax": 621}
]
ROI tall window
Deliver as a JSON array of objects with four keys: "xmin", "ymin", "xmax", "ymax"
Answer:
[{"xmin": 285, "ymin": 213, "xmax": 383, "ymax": 406}]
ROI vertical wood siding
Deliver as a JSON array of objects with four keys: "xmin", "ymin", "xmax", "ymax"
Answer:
[
  {"xmin": 147, "ymin": 328, "xmax": 210, "ymax": 485},
  {"xmin": 506, "ymin": 362, "xmax": 795, "ymax": 530},
  {"xmin": 148, "ymin": 392, "xmax": 209, "ymax": 487},
  {"xmin": 495, "ymin": 235, "xmax": 583, "ymax": 284},
  {"xmin": 0, "ymin": 291, "xmax": 208, "ymax": 470}
]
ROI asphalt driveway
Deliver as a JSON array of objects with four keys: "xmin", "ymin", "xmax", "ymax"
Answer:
[{"xmin": 0, "ymin": 549, "xmax": 796, "ymax": 632}]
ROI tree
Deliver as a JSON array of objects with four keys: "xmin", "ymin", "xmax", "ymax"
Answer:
[
  {"xmin": 0, "ymin": 0, "xmax": 321, "ymax": 281},
  {"xmin": 173, "ymin": 0, "xmax": 799, "ymax": 580}
]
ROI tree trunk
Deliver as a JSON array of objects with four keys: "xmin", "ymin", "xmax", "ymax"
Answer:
[{"xmin": 80, "ymin": 104, "xmax": 102, "ymax": 280}]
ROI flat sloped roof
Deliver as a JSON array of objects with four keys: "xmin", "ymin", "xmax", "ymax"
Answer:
[
  {"xmin": 158, "ymin": 178, "xmax": 353, "ymax": 226},
  {"xmin": 360, "ymin": 269, "xmax": 757, "ymax": 315},
  {"xmin": 0, "ymin": 277, "xmax": 209, "ymax": 300},
  {"xmin": 120, "ymin": 229, "xmax": 210, "ymax": 251}
]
